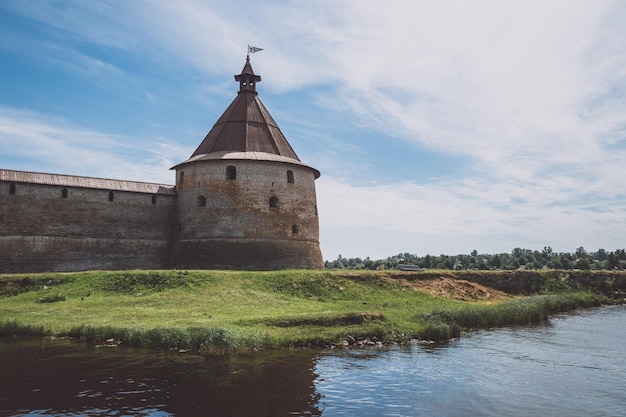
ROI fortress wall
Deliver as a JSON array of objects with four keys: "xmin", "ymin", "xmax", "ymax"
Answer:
[
  {"xmin": 176, "ymin": 160, "xmax": 319, "ymax": 241},
  {"xmin": 0, "ymin": 181, "xmax": 177, "ymax": 273},
  {"xmin": 0, "ymin": 236, "xmax": 172, "ymax": 272},
  {"xmin": 171, "ymin": 238, "xmax": 324, "ymax": 270},
  {"xmin": 173, "ymin": 160, "xmax": 323, "ymax": 269}
]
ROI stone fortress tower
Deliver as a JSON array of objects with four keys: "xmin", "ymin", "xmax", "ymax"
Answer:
[
  {"xmin": 170, "ymin": 55, "xmax": 324, "ymax": 269},
  {"xmin": 0, "ymin": 55, "xmax": 323, "ymax": 272}
]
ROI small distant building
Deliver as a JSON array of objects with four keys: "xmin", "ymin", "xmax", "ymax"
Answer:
[{"xmin": 0, "ymin": 55, "xmax": 324, "ymax": 272}]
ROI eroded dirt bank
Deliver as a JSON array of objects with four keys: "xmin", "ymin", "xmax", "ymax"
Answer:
[{"xmin": 335, "ymin": 270, "xmax": 626, "ymax": 300}]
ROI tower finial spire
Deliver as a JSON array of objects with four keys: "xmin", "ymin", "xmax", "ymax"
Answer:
[{"xmin": 235, "ymin": 53, "xmax": 261, "ymax": 93}]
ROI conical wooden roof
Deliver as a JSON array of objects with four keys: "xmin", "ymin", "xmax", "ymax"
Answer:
[{"xmin": 176, "ymin": 56, "xmax": 319, "ymax": 177}]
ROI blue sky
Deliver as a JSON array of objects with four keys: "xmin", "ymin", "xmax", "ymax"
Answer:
[{"xmin": 1, "ymin": 1, "xmax": 625, "ymax": 260}]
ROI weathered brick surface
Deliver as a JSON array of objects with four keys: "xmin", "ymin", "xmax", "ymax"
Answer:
[
  {"xmin": 171, "ymin": 238, "xmax": 323, "ymax": 270},
  {"xmin": 0, "ymin": 236, "xmax": 172, "ymax": 272},
  {"xmin": 172, "ymin": 159, "xmax": 323, "ymax": 269},
  {"xmin": 0, "ymin": 158, "xmax": 323, "ymax": 272},
  {"xmin": 0, "ymin": 181, "xmax": 176, "ymax": 272}
]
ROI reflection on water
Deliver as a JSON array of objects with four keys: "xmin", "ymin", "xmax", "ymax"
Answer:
[
  {"xmin": 0, "ymin": 338, "xmax": 321, "ymax": 416},
  {"xmin": 1, "ymin": 305, "xmax": 625, "ymax": 417}
]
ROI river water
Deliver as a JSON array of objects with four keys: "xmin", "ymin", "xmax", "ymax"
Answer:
[{"xmin": 1, "ymin": 305, "xmax": 624, "ymax": 416}]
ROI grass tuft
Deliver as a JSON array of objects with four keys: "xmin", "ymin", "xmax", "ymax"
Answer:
[
  {"xmin": 66, "ymin": 324, "xmax": 266, "ymax": 354},
  {"xmin": 419, "ymin": 293, "xmax": 604, "ymax": 330},
  {"xmin": 0, "ymin": 320, "xmax": 50, "ymax": 337},
  {"xmin": 418, "ymin": 321, "xmax": 462, "ymax": 341},
  {"xmin": 36, "ymin": 294, "xmax": 66, "ymax": 303}
]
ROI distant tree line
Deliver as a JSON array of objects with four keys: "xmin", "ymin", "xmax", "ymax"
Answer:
[{"xmin": 324, "ymin": 247, "xmax": 626, "ymax": 271}]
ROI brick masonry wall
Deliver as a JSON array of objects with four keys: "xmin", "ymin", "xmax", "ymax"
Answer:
[
  {"xmin": 0, "ymin": 236, "xmax": 172, "ymax": 272},
  {"xmin": 173, "ymin": 159, "xmax": 323, "ymax": 269},
  {"xmin": 0, "ymin": 158, "xmax": 324, "ymax": 272},
  {"xmin": 0, "ymin": 181, "xmax": 177, "ymax": 272},
  {"xmin": 171, "ymin": 238, "xmax": 324, "ymax": 270}
]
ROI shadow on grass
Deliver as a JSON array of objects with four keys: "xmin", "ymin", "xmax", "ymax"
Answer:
[{"xmin": 242, "ymin": 312, "xmax": 387, "ymax": 327}]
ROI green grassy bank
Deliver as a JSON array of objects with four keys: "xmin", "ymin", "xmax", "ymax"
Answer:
[{"xmin": 0, "ymin": 270, "xmax": 621, "ymax": 353}]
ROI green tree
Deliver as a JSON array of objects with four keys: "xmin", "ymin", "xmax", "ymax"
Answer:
[
  {"xmin": 575, "ymin": 246, "xmax": 588, "ymax": 260},
  {"xmin": 542, "ymin": 246, "xmax": 553, "ymax": 259},
  {"xmin": 548, "ymin": 257, "xmax": 563, "ymax": 269},
  {"xmin": 512, "ymin": 247, "xmax": 532, "ymax": 258},
  {"xmin": 607, "ymin": 252, "xmax": 620, "ymax": 269},
  {"xmin": 423, "ymin": 254, "xmax": 432, "ymax": 269},
  {"xmin": 577, "ymin": 258, "xmax": 591, "ymax": 270},
  {"xmin": 491, "ymin": 254, "xmax": 502, "ymax": 269},
  {"xmin": 532, "ymin": 260, "xmax": 544, "ymax": 270},
  {"xmin": 594, "ymin": 248, "xmax": 608, "ymax": 262}
]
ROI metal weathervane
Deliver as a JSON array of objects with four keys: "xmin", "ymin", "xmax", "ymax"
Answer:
[{"xmin": 248, "ymin": 45, "xmax": 263, "ymax": 54}]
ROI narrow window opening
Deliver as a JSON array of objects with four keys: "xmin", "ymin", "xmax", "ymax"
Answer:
[
  {"xmin": 62, "ymin": 188, "xmax": 68, "ymax": 199},
  {"xmin": 197, "ymin": 196, "xmax": 206, "ymax": 207},
  {"xmin": 226, "ymin": 165, "xmax": 237, "ymax": 180},
  {"xmin": 292, "ymin": 224, "xmax": 299, "ymax": 234},
  {"xmin": 315, "ymin": 205, "xmax": 318, "ymax": 216},
  {"xmin": 179, "ymin": 171, "xmax": 185, "ymax": 187},
  {"xmin": 287, "ymin": 170, "xmax": 294, "ymax": 184},
  {"xmin": 108, "ymin": 191, "xmax": 115, "ymax": 202},
  {"xmin": 9, "ymin": 183, "xmax": 16, "ymax": 195},
  {"xmin": 269, "ymin": 196, "xmax": 279, "ymax": 208},
  {"xmin": 151, "ymin": 195, "xmax": 157, "ymax": 205}
]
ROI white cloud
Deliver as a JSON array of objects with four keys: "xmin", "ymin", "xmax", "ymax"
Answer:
[
  {"xmin": 317, "ymin": 172, "xmax": 626, "ymax": 260},
  {"xmin": 0, "ymin": 108, "xmax": 183, "ymax": 184}
]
